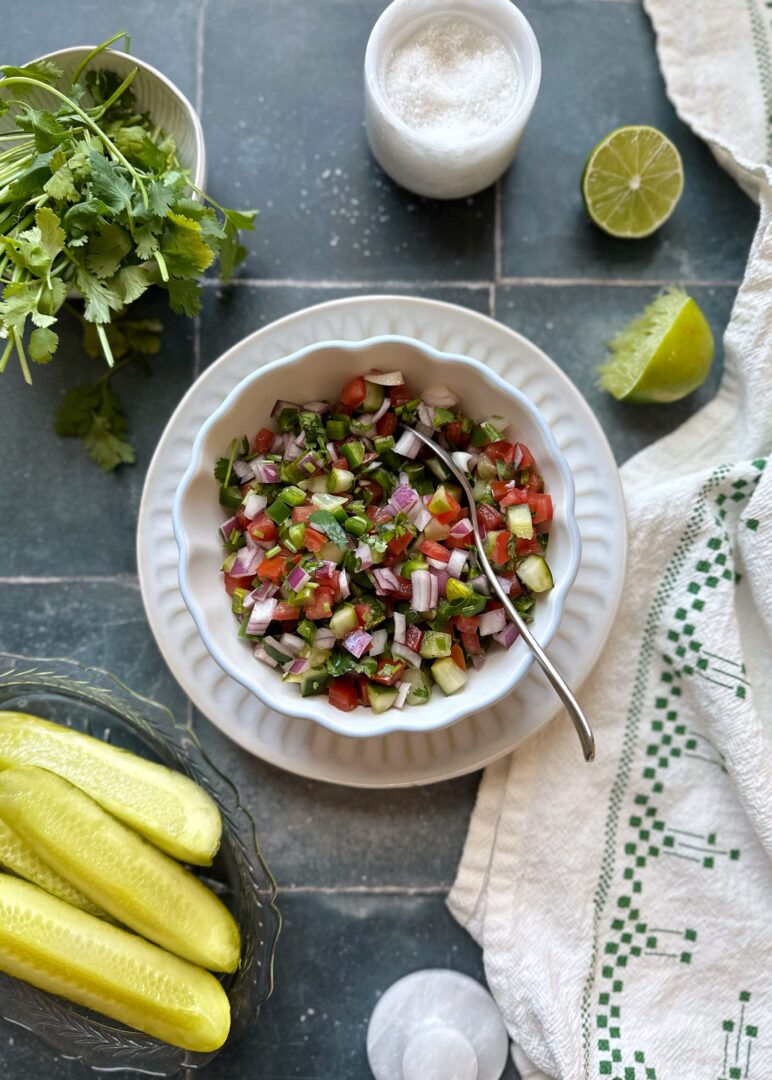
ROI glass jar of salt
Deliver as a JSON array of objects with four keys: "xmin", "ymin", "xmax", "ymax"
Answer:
[{"xmin": 365, "ymin": 0, "xmax": 541, "ymax": 199}]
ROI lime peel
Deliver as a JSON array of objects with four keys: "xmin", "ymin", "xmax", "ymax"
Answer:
[{"xmin": 599, "ymin": 288, "xmax": 715, "ymax": 404}]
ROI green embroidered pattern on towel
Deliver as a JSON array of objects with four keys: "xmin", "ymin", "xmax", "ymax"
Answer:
[{"xmin": 581, "ymin": 458, "xmax": 766, "ymax": 1080}]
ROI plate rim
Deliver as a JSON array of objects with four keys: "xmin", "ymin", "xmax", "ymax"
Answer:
[{"xmin": 137, "ymin": 293, "xmax": 627, "ymax": 787}]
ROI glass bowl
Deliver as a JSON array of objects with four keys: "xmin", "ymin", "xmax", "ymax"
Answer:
[{"xmin": 0, "ymin": 652, "xmax": 280, "ymax": 1075}]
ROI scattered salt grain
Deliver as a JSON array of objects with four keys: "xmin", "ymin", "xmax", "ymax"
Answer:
[{"xmin": 384, "ymin": 18, "xmax": 519, "ymax": 145}]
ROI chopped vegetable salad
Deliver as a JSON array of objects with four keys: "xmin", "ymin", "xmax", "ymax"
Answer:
[{"xmin": 215, "ymin": 370, "xmax": 554, "ymax": 714}]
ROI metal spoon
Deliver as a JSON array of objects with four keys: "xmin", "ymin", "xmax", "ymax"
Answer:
[{"xmin": 399, "ymin": 423, "xmax": 595, "ymax": 762}]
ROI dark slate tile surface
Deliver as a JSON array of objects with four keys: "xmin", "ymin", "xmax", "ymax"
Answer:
[
  {"xmin": 495, "ymin": 283, "xmax": 737, "ymax": 462},
  {"xmin": 500, "ymin": 1, "xmax": 758, "ymax": 282},
  {"xmin": 199, "ymin": 283, "xmax": 491, "ymax": 367},
  {"xmin": 198, "ymin": 893, "xmax": 519, "ymax": 1080},
  {"xmin": 0, "ymin": 291, "xmax": 194, "ymax": 579},
  {"xmin": 193, "ymin": 711, "xmax": 480, "ymax": 889},
  {"xmin": 201, "ymin": 0, "xmax": 495, "ymax": 281}
]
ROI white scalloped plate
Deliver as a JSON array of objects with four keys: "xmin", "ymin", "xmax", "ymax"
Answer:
[{"xmin": 137, "ymin": 295, "xmax": 626, "ymax": 787}]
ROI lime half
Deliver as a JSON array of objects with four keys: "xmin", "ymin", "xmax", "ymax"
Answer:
[
  {"xmin": 599, "ymin": 288, "xmax": 714, "ymax": 403},
  {"xmin": 582, "ymin": 126, "xmax": 684, "ymax": 238}
]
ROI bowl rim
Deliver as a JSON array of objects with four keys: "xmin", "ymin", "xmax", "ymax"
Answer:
[
  {"xmin": 172, "ymin": 333, "xmax": 581, "ymax": 738},
  {"xmin": 22, "ymin": 45, "xmax": 206, "ymax": 191}
]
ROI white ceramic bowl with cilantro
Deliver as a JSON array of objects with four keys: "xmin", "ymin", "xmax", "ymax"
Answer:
[{"xmin": 173, "ymin": 335, "xmax": 581, "ymax": 740}]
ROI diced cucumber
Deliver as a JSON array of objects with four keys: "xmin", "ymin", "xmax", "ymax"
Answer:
[
  {"xmin": 367, "ymin": 683, "xmax": 398, "ymax": 713},
  {"xmin": 344, "ymin": 513, "xmax": 369, "ymax": 537},
  {"xmin": 403, "ymin": 462, "xmax": 425, "ymax": 482},
  {"xmin": 426, "ymin": 457, "xmax": 450, "ymax": 482},
  {"xmin": 402, "ymin": 556, "xmax": 428, "ymax": 577},
  {"xmin": 420, "ymin": 631, "xmax": 452, "ymax": 659},
  {"xmin": 506, "ymin": 504, "xmax": 533, "ymax": 539},
  {"xmin": 266, "ymin": 499, "xmax": 291, "ymax": 524},
  {"xmin": 361, "ymin": 381, "xmax": 385, "ymax": 413},
  {"xmin": 475, "ymin": 456, "xmax": 498, "ymax": 482},
  {"xmin": 445, "ymin": 578, "xmax": 472, "ymax": 602},
  {"xmin": 423, "ymin": 518, "xmax": 450, "ymax": 542},
  {"xmin": 278, "ymin": 484, "xmax": 307, "ymax": 507},
  {"xmin": 373, "ymin": 435, "xmax": 395, "ymax": 453},
  {"xmin": 328, "ymin": 467, "xmax": 355, "ymax": 493},
  {"xmin": 319, "ymin": 541, "xmax": 344, "ymax": 563},
  {"xmin": 341, "ymin": 441, "xmax": 365, "ymax": 469},
  {"xmin": 306, "ymin": 475, "xmax": 329, "ymax": 493},
  {"xmin": 299, "ymin": 668, "xmax": 330, "ymax": 696},
  {"xmin": 431, "ymin": 657, "xmax": 468, "ymax": 695},
  {"xmin": 262, "ymin": 637, "xmax": 293, "ymax": 665},
  {"xmin": 311, "ymin": 493, "xmax": 348, "ymax": 519},
  {"xmin": 299, "ymin": 646, "xmax": 332, "ymax": 667},
  {"xmin": 517, "ymin": 555, "xmax": 554, "ymax": 593},
  {"xmin": 470, "ymin": 420, "xmax": 504, "ymax": 447},
  {"xmin": 330, "ymin": 604, "xmax": 359, "ymax": 639},
  {"xmin": 326, "ymin": 418, "xmax": 349, "ymax": 440},
  {"xmin": 401, "ymin": 667, "xmax": 433, "ymax": 706},
  {"xmin": 288, "ymin": 522, "xmax": 307, "ymax": 548}
]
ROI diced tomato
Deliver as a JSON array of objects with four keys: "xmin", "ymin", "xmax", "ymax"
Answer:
[
  {"xmin": 252, "ymin": 427, "xmax": 275, "ymax": 454},
  {"xmin": 367, "ymin": 504, "xmax": 393, "ymax": 525},
  {"xmin": 500, "ymin": 488, "xmax": 530, "ymax": 508},
  {"xmin": 389, "ymin": 384, "xmax": 412, "ymax": 407},
  {"xmin": 292, "ymin": 504, "xmax": 316, "ymax": 523},
  {"xmin": 332, "ymin": 456, "xmax": 349, "ymax": 470},
  {"xmin": 476, "ymin": 504, "xmax": 503, "ymax": 530},
  {"xmin": 335, "ymin": 400, "xmax": 353, "ymax": 416},
  {"xmin": 304, "ymin": 527, "xmax": 327, "ymax": 553},
  {"xmin": 371, "ymin": 658, "xmax": 406, "ymax": 686},
  {"xmin": 528, "ymin": 493, "xmax": 553, "ymax": 524},
  {"xmin": 328, "ymin": 679, "xmax": 358, "ymax": 712},
  {"xmin": 405, "ymin": 624, "xmax": 424, "ymax": 653},
  {"xmin": 460, "ymin": 629, "xmax": 482, "ymax": 655},
  {"xmin": 516, "ymin": 537, "xmax": 542, "ymax": 557},
  {"xmin": 484, "ymin": 440, "xmax": 516, "ymax": 465},
  {"xmin": 390, "ymin": 576, "xmax": 413, "ymax": 600},
  {"xmin": 315, "ymin": 564, "xmax": 341, "ymax": 591},
  {"xmin": 274, "ymin": 602, "xmax": 301, "ymax": 621},
  {"xmin": 257, "ymin": 555, "xmax": 289, "ymax": 582},
  {"xmin": 341, "ymin": 376, "xmax": 367, "ymax": 408},
  {"xmin": 304, "ymin": 586, "xmax": 335, "ymax": 620},
  {"xmin": 388, "ymin": 531, "xmax": 413, "ymax": 556},
  {"xmin": 491, "ymin": 531, "xmax": 511, "ymax": 566},
  {"xmin": 490, "ymin": 480, "xmax": 511, "ymax": 501},
  {"xmin": 376, "ymin": 411, "xmax": 397, "ymax": 437},
  {"xmin": 450, "ymin": 644, "xmax": 466, "ymax": 670},
  {"xmin": 364, "ymin": 480, "xmax": 384, "ymax": 504},
  {"xmin": 431, "ymin": 491, "xmax": 461, "ymax": 525},
  {"xmin": 224, "ymin": 571, "xmax": 255, "ymax": 596},
  {"xmin": 453, "ymin": 614, "xmax": 480, "ymax": 634},
  {"xmin": 524, "ymin": 472, "xmax": 543, "ymax": 493},
  {"xmin": 445, "ymin": 532, "xmax": 474, "ymax": 550},
  {"xmin": 357, "ymin": 675, "xmax": 370, "ymax": 707},
  {"xmin": 443, "ymin": 420, "xmax": 470, "ymax": 449},
  {"xmin": 247, "ymin": 512, "xmax": 277, "ymax": 543},
  {"xmin": 419, "ymin": 539, "xmax": 450, "ymax": 563},
  {"xmin": 354, "ymin": 602, "xmax": 375, "ymax": 626},
  {"xmin": 516, "ymin": 443, "xmax": 535, "ymax": 470}
]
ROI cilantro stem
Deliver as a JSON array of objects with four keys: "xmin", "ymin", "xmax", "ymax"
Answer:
[
  {"xmin": 71, "ymin": 32, "xmax": 132, "ymax": 85},
  {"xmin": 89, "ymin": 67, "xmax": 139, "ymax": 120},
  {"xmin": 96, "ymin": 323, "xmax": 115, "ymax": 368},
  {"xmin": 0, "ymin": 337, "xmax": 12, "ymax": 374},
  {"xmin": 13, "ymin": 329, "xmax": 30, "ymax": 384},
  {"xmin": 0, "ymin": 76, "xmax": 148, "ymax": 206},
  {"xmin": 224, "ymin": 438, "xmax": 238, "ymax": 489},
  {"xmin": 154, "ymin": 250, "xmax": 169, "ymax": 282}
]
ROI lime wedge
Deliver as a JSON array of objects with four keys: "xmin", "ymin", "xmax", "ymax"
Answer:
[
  {"xmin": 0, "ymin": 712, "xmax": 221, "ymax": 865},
  {"xmin": 0, "ymin": 873, "xmax": 231, "ymax": 1052},
  {"xmin": 0, "ymin": 816, "xmax": 106, "ymax": 918},
  {"xmin": 582, "ymin": 126, "xmax": 684, "ymax": 238},
  {"xmin": 599, "ymin": 288, "xmax": 714, "ymax": 403},
  {"xmin": 0, "ymin": 766, "xmax": 241, "ymax": 973}
]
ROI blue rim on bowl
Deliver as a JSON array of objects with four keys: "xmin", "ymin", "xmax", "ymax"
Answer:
[{"xmin": 173, "ymin": 335, "xmax": 581, "ymax": 739}]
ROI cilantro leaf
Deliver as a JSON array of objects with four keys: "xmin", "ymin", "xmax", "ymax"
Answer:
[
  {"xmin": 308, "ymin": 510, "xmax": 349, "ymax": 549},
  {"xmin": 55, "ymin": 378, "xmax": 135, "ymax": 472},
  {"xmin": 74, "ymin": 265, "xmax": 123, "ymax": 324},
  {"xmin": 110, "ymin": 265, "xmax": 151, "ymax": 305},
  {"xmin": 14, "ymin": 102, "xmax": 68, "ymax": 152},
  {"xmin": 44, "ymin": 162, "xmax": 79, "ymax": 202},
  {"xmin": 88, "ymin": 149, "xmax": 133, "ymax": 215},
  {"xmin": 85, "ymin": 222, "xmax": 132, "ymax": 278},
  {"xmin": 161, "ymin": 213, "xmax": 215, "ymax": 278},
  {"xmin": 29, "ymin": 327, "xmax": 58, "ymax": 364},
  {"xmin": 165, "ymin": 277, "xmax": 202, "ymax": 317}
]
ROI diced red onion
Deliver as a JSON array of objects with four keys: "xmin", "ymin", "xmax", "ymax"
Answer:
[
  {"xmin": 326, "ymin": 441, "xmax": 337, "ymax": 460},
  {"xmin": 493, "ymin": 622, "xmax": 519, "ymax": 649},
  {"xmin": 449, "ymin": 518, "xmax": 473, "ymax": 539},
  {"xmin": 343, "ymin": 629, "xmax": 372, "ymax": 659},
  {"xmin": 271, "ymin": 399, "xmax": 299, "ymax": 417},
  {"xmin": 394, "ymin": 430, "xmax": 421, "ymax": 459},
  {"xmin": 252, "ymin": 460, "xmax": 280, "ymax": 484},
  {"xmin": 468, "ymin": 575, "xmax": 490, "ymax": 595},
  {"xmin": 399, "ymin": 471, "xmax": 410, "ymax": 486},
  {"xmin": 365, "ymin": 370, "xmax": 405, "ymax": 386},
  {"xmin": 283, "ymin": 437, "xmax": 302, "ymax": 463},
  {"xmin": 513, "ymin": 445, "xmax": 523, "ymax": 470},
  {"xmin": 452, "ymin": 451, "xmax": 475, "ymax": 473},
  {"xmin": 314, "ymin": 627, "xmax": 337, "ymax": 649},
  {"xmin": 426, "ymin": 557, "xmax": 448, "ymax": 571},
  {"xmin": 417, "ymin": 401, "xmax": 435, "ymax": 429},
  {"xmin": 248, "ymin": 598, "xmax": 277, "ymax": 635},
  {"xmin": 231, "ymin": 545, "xmax": 263, "ymax": 577},
  {"xmin": 411, "ymin": 569, "xmax": 432, "ymax": 612},
  {"xmin": 302, "ymin": 400, "xmax": 329, "ymax": 414},
  {"xmin": 251, "ymin": 581, "xmax": 278, "ymax": 603},
  {"xmin": 284, "ymin": 657, "xmax": 310, "ymax": 675},
  {"xmin": 269, "ymin": 433, "xmax": 285, "ymax": 454},
  {"xmin": 254, "ymin": 644, "xmax": 278, "ymax": 667},
  {"xmin": 242, "ymin": 491, "xmax": 267, "ymax": 520},
  {"xmin": 296, "ymin": 431, "xmax": 306, "ymax": 448},
  {"xmin": 422, "ymin": 384, "xmax": 457, "ymax": 408},
  {"xmin": 219, "ymin": 515, "xmax": 238, "ymax": 540},
  {"xmin": 470, "ymin": 652, "xmax": 487, "ymax": 670},
  {"xmin": 447, "ymin": 549, "xmax": 468, "ymax": 578},
  {"xmin": 393, "ymin": 611, "xmax": 406, "ymax": 644},
  {"xmin": 373, "ymin": 567, "xmax": 400, "ymax": 592},
  {"xmin": 298, "ymin": 451, "xmax": 323, "ymax": 476},
  {"xmin": 337, "ymin": 569, "xmax": 351, "ymax": 600},
  {"xmin": 355, "ymin": 543, "xmax": 374, "ymax": 569},
  {"xmin": 392, "ymin": 642, "xmax": 421, "ymax": 668},
  {"xmin": 369, "ymin": 628, "xmax": 388, "ymax": 656},
  {"xmin": 394, "ymin": 681, "xmax": 411, "ymax": 709},
  {"xmin": 429, "ymin": 569, "xmax": 448, "ymax": 598},
  {"xmin": 371, "ymin": 396, "xmax": 391, "ymax": 423},
  {"xmin": 479, "ymin": 608, "xmax": 507, "ymax": 636},
  {"xmin": 388, "ymin": 485, "xmax": 418, "ymax": 514},
  {"xmin": 280, "ymin": 633, "xmax": 304, "ymax": 655},
  {"xmin": 496, "ymin": 576, "xmax": 517, "ymax": 595},
  {"xmin": 287, "ymin": 564, "xmax": 311, "ymax": 591},
  {"xmin": 406, "ymin": 500, "xmax": 432, "ymax": 532},
  {"xmin": 429, "ymin": 573, "xmax": 439, "ymax": 610},
  {"xmin": 231, "ymin": 458, "xmax": 252, "ymax": 482}
]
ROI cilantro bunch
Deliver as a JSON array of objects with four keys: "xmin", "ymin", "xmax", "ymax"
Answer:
[{"xmin": 0, "ymin": 32, "xmax": 255, "ymax": 468}]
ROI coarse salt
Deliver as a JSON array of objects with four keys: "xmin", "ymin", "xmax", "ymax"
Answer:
[{"xmin": 384, "ymin": 17, "xmax": 519, "ymax": 145}]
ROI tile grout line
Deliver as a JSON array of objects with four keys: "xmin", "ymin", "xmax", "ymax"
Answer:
[
  {"xmin": 494, "ymin": 177, "xmax": 502, "ymax": 283},
  {"xmin": 195, "ymin": 0, "xmax": 206, "ymax": 118},
  {"xmin": 0, "ymin": 575, "xmax": 139, "ymax": 586},
  {"xmin": 200, "ymin": 275, "xmax": 742, "ymax": 290}
]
